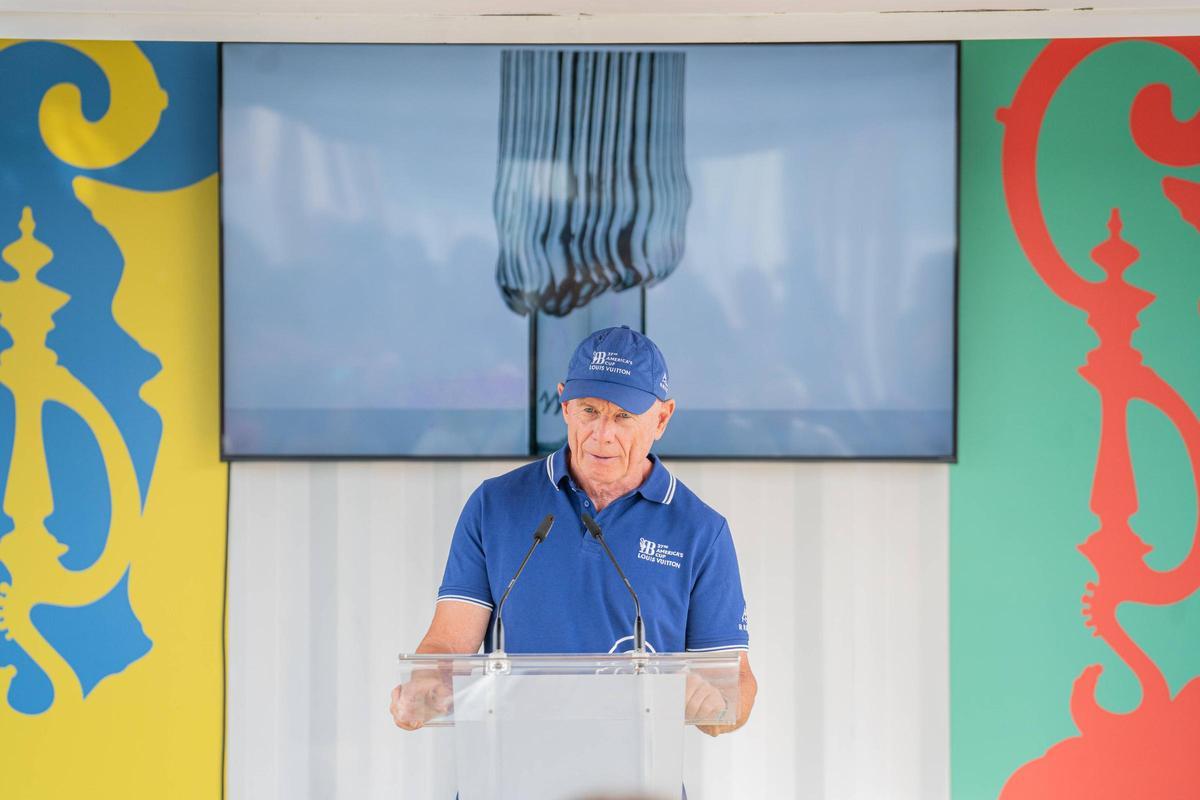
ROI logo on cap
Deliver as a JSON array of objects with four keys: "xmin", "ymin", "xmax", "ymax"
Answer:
[{"xmin": 587, "ymin": 350, "xmax": 633, "ymax": 377}]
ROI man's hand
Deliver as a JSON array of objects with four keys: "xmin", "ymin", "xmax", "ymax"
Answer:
[
  {"xmin": 685, "ymin": 672, "xmax": 731, "ymax": 737},
  {"xmin": 392, "ymin": 600, "xmax": 491, "ymax": 731},
  {"xmin": 390, "ymin": 668, "xmax": 453, "ymax": 731},
  {"xmin": 691, "ymin": 651, "xmax": 757, "ymax": 738}
]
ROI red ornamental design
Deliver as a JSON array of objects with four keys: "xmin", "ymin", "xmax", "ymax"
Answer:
[{"xmin": 997, "ymin": 38, "xmax": 1200, "ymax": 798}]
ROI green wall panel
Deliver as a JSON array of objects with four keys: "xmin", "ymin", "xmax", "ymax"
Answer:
[{"xmin": 954, "ymin": 38, "xmax": 1200, "ymax": 798}]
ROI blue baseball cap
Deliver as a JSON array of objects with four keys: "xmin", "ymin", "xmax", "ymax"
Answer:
[{"xmin": 560, "ymin": 326, "xmax": 671, "ymax": 415}]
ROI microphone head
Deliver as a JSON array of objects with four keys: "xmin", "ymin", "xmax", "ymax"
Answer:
[
  {"xmin": 581, "ymin": 513, "xmax": 602, "ymax": 540},
  {"xmin": 533, "ymin": 514, "xmax": 555, "ymax": 542}
]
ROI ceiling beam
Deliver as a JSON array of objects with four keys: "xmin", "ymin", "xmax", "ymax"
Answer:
[{"xmin": 3, "ymin": 6, "xmax": 1199, "ymax": 42}]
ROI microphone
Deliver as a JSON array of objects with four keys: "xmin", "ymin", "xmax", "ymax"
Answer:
[
  {"xmin": 490, "ymin": 514, "xmax": 554, "ymax": 655},
  {"xmin": 581, "ymin": 514, "xmax": 646, "ymax": 654}
]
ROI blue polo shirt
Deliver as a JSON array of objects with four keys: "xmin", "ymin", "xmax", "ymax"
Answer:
[{"xmin": 437, "ymin": 445, "xmax": 749, "ymax": 655}]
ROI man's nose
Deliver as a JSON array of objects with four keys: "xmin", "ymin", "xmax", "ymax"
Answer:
[{"xmin": 594, "ymin": 415, "xmax": 615, "ymax": 441}]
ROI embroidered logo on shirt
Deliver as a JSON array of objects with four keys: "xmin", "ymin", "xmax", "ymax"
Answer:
[
  {"xmin": 739, "ymin": 605, "xmax": 750, "ymax": 633},
  {"xmin": 608, "ymin": 636, "xmax": 658, "ymax": 654},
  {"xmin": 637, "ymin": 537, "xmax": 684, "ymax": 569}
]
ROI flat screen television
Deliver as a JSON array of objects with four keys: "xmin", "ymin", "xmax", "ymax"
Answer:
[{"xmin": 221, "ymin": 42, "xmax": 957, "ymax": 459}]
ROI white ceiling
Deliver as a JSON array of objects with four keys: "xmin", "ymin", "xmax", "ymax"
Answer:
[{"xmin": 2, "ymin": 0, "xmax": 1198, "ymax": 41}]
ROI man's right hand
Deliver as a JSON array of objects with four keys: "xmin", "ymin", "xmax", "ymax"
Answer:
[
  {"xmin": 393, "ymin": 599, "xmax": 491, "ymax": 730},
  {"xmin": 390, "ymin": 668, "xmax": 453, "ymax": 731}
]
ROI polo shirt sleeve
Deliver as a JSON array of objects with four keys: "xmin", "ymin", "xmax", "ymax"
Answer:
[
  {"xmin": 685, "ymin": 519, "xmax": 750, "ymax": 652},
  {"xmin": 436, "ymin": 486, "xmax": 495, "ymax": 611}
]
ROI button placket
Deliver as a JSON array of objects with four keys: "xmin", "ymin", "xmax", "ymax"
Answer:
[{"xmin": 575, "ymin": 493, "xmax": 603, "ymax": 555}]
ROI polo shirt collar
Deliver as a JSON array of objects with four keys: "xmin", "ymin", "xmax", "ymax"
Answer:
[
  {"xmin": 544, "ymin": 445, "xmax": 678, "ymax": 505},
  {"xmin": 638, "ymin": 452, "xmax": 677, "ymax": 504},
  {"xmin": 546, "ymin": 446, "xmax": 571, "ymax": 489}
]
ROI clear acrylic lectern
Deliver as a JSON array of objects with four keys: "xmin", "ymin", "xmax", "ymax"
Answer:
[{"xmin": 395, "ymin": 652, "xmax": 741, "ymax": 800}]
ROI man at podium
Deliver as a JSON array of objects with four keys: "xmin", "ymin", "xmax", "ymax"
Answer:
[{"xmin": 391, "ymin": 326, "xmax": 757, "ymax": 737}]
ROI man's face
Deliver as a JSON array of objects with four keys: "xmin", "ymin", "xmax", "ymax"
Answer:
[{"xmin": 558, "ymin": 385, "xmax": 675, "ymax": 487}]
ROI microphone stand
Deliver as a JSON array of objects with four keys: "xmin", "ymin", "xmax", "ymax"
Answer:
[
  {"xmin": 581, "ymin": 514, "xmax": 648, "ymax": 670},
  {"xmin": 488, "ymin": 514, "xmax": 555, "ymax": 672}
]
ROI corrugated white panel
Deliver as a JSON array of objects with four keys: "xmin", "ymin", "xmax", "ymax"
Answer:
[{"xmin": 227, "ymin": 459, "xmax": 947, "ymax": 799}]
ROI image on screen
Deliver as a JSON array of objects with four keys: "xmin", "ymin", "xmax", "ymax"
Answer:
[{"xmin": 221, "ymin": 43, "xmax": 957, "ymax": 458}]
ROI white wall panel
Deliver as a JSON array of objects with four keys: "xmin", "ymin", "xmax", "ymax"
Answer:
[{"xmin": 227, "ymin": 459, "xmax": 947, "ymax": 799}]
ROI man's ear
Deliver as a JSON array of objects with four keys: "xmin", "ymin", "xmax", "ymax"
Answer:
[
  {"xmin": 654, "ymin": 399, "xmax": 676, "ymax": 439},
  {"xmin": 558, "ymin": 383, "xmax": 567, "ymax": 421}
]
